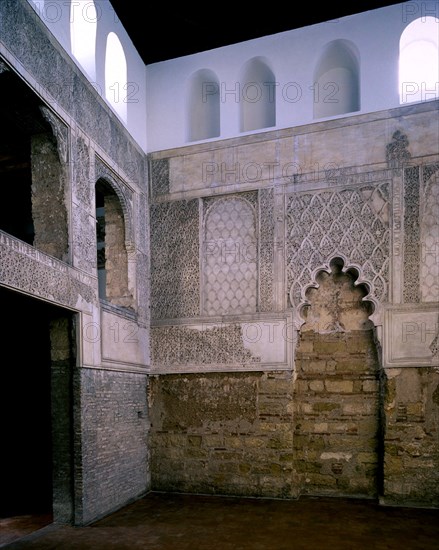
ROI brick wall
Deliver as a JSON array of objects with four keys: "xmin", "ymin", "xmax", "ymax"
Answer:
[{"xmin": 76, "ymin": 369, "xmax": 149, "ymax": 524}]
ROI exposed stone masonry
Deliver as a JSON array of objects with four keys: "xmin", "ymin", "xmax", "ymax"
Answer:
[
  {"xmin": 104, "ymin": 194, "xmax": 133, "ymax": 308},
  {"xmin": 293, "ymin": 331, "xmax": 381, "ymax": 498},
  {"xmin": 383, "ymin": 368, "xmax": 439, "ymax": 507},
  {"xmin": 149, "ymin": 371, "xmax": 297, "ymax": 498},
  {"xmin": 31, "ymin": 133, "xmax": 68, "ymax": 262}
]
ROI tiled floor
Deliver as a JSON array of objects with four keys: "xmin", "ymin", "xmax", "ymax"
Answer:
[{"xmin": 2, "ymin": 492, "xmax": 438, "ymax": 549}]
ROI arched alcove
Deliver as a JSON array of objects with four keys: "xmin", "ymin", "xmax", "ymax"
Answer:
[
  {"xmin": 300, "ymin": 258, "xmax": 374, "ymax": 333},
  {"xmin": 240, "ymin": 57, "xmax": 276, "ymax": 132},
  {"xmin": 399, "ymin": 16, "xmax": 439, "ymax": 104},
  {"xmin": 0, "ymin": 67, "xmax": 69, "ymax": 261},
  {"xmin": 70, "ymin": 0, "xmax": 98, "ymax": 80},
  {"xmin": 105, "ymin": 32, "xmax": 128, "ymax": 122},
  {"xmin": 95, "ymin": 178, "xmax": 133, "ymax": 308},
  {"xmin": 294, "ymin": 258, "xmax": 382, "ymax": 498},
  {"xmin": 187, "ymin": 69, "xmax": 220, "ymax": 142},
  {"xmin": 313, "ymin": 40, "xmax": 360, "ymax": 119}
]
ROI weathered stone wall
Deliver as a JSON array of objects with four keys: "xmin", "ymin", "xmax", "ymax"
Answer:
[
  {"xmin": 293, "ymin": 330, "xmax": 381, "ymax": 498},
  {"xmin": 149, "ymin": 264, "xmax": 385, "ymax": 500},
  {"xmin": 382, "ymin": 367, "xmax": 439, "ymax": 507},
  {"xmin": 293, "ymin": 264, "xmax": 381, "ymax": 498},
  {"xmin": 104, "ymin": 194, "xmax": 132, "ymax": 308},
  {"xmin": 149, "ymin": 371, "xmax": 297, "ymax": 498},
  {"xmin": 149, "ymin": 99, "xmax": 439, "ymax": 507},
  {"xmin": 31, "ymin": 133, "xmax": 68, "ymax": 261}
]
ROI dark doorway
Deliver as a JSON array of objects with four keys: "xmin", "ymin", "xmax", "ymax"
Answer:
[{"xmin": 0, "ymin": 286, "xmax": 75, "ymax": 521}]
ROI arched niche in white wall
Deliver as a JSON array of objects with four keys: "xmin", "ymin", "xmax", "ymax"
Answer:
[
  {"xmin": 313, "ymin": 39, "xmax": 360, "ymax": 119},
  {"xmin": 240, "ymin": 57, "xmax": 276, "ymax": 133},
  {"xmin": 399, "ymin": 16, "xmax": 439, "ymax": 104},
  {"xmin": 187, "ymin": 69, "xmax": 220, "ymax": 142},
  {"xmin": 105, "ymin": 31, "xmax": 127, "ymax": 123},
  {"xmin": 70, "ymin": 0, "xmax": 98, "ymax": 80}
]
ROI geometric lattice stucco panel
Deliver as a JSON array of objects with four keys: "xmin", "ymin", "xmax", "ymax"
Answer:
[
  {"xmin": 150, "ymin": 200, "xmax": 200, "ymax": 319},
  {"xmin": 421, "ymin": 170, "xmax": 439, "ymax": 302},
  {"xmin": 286, "ymin": 184, "xmax": 390, "ymax": 308},
  {"xmin": 203, "ymin": 196, "xmax": 257, "ymax": 315}
]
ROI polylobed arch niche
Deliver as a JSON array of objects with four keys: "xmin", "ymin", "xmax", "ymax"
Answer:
[
  {"xmin": 300, "ymin": 258, "xmax": 375, "ymax": 334},
  {"xmin": 95, "ymin": 179, "xmax": 133, "ymax": 309},
  {"xmin": 399, "ymin": 16, "xmax": 439, "ymax": 104},
  {"xmin": 240, "ymin": 57, "xmax": 276, "ymax": 132},
  {"xmin": 0, "ymin": 64, "xmax": 68, "ymax": 261},
  {"xmin": 187, "ymin": 69, "xmax": 220, "ymax": 142},
  {"xmin": 313, "ymin": 40, "xmax": 360, "ymax": 119}
]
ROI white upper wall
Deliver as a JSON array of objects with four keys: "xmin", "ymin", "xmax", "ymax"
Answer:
[
  {"xmin": 145, "ymin": 0, "xmax": 439, "ymax": 152},
  {"xmin": 27, "ymin": 0, "xmax": 147, "ymax": 150},
  {"xmin": 25, "ymin": 1, "xmax": 439, "ymax": 154}
]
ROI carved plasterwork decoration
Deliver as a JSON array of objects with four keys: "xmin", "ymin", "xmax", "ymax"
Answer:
[
  {"xmin": 420, "ymin": 166, "xmax": 439, "ymax": 303},
  {"xmin": 0, "ymin": 231, "xmax": 96, "ymax": 309},
  {"xmin": 403, "ymin": 166, "xmax": 420, "ymax": 303},
  {"xmin": 150, "ymin": 158, "xmax": 169, "ymax": 198},
  {"xmin": 150, "ymin": 199, "xmax": 200, "ymax": 319},
  {"xmin": 286, "ymin": 184, "xmax": 390, "ymax": 324},
  {"xmin": 259, "ymin": 188, "xmax": 275, "ymax": 312},
  {"xmin": 203, "ymin": 195, "xmax": 258, "ymax": 316},
  {"xmin": 386, "ymin": 130, "xmax": 411, "ymax": 169},
  {"xmin": 74, "ymin": 136, "xmax": 92, "ymax": 206},
  {"xmin": 151, "ymin": 324, "xmax": 261, "ymax": 368}
]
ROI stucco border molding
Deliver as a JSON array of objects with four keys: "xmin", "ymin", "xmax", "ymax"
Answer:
[{"xmin": 383, "ymin": 303, "xmax": 439, "ymax": 368}]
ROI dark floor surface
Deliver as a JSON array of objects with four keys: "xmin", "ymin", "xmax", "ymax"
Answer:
[{"xmin": 1, "ymin": 492, "xmax": 438, "ymax": 550}]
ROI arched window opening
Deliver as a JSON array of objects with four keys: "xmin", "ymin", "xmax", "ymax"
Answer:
[
  {"xmin": 70, "ymin": 0, "xmax": 97, "ymax": 80},
  {"xmin": 399, "ymin": 17, "xmax": 439, "ymax": 104},
  {"xmin": 95, "ymin": 185, "xmax": 107, "ymax": 299},
  {"xmin": 0, "ymin": 68, "xmax": 68, "ymax": 261},
  {"xmin": 95, "ymin": 179, "xmax": 132, "ymax": 308},
  {"xmin": 313, "ymin": 40, "xmax": 360, "ymax": 119},
  {"xmin": 240, "ymin": 57, "xmax": 276, "ymax": 132},
  {"xmin": 105, "ymin": 32, "xmax": 128, "ymax": 122},
  {"xmin": 187, "ymin": 69, "xmax": 220, "ymax": 142}
]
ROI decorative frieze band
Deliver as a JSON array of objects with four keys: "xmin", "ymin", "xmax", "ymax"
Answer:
[{"xmin": 0, "ymin": 231, "xmax": 96, "ymax": 310}]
